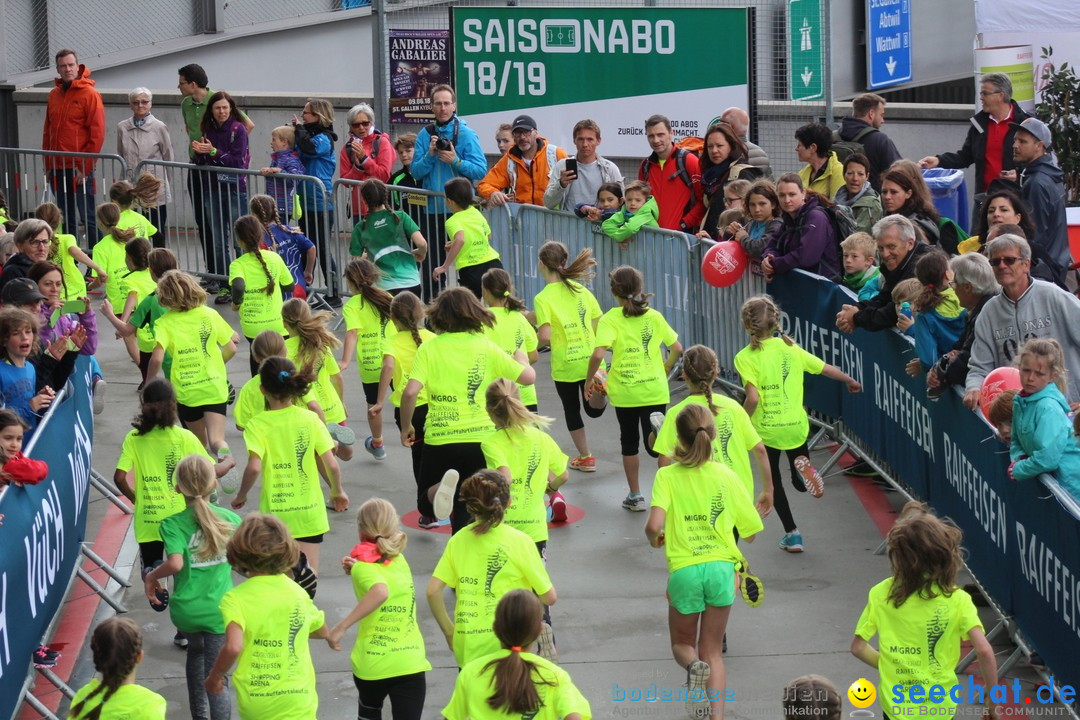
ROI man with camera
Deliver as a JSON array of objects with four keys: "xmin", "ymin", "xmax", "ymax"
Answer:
[{"xmin": 543, "ymin": 119, "xmax": 623, "ymax": 213}]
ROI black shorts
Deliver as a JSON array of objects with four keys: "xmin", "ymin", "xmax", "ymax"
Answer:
[
  {"xmin": 615, "ymin": 404, "xmax": 666, "ymax": 457},
  {"xmin": 458, "ymin": 258, "xmax": 503, "ymax": 299},
  {"xmin": 296, "ymin": 533, "xmax": 324, "ymax": 544},
  {"xmin": 177, "ymin": 402, "xmax": 228, "ymax": 424},
  {"xmin": 139, "ymin": 541, "xmax": 165, "ymax": 569},
  {"xmin": 362, "ymin": 380, "xmax": 380, "ymax": 406}
]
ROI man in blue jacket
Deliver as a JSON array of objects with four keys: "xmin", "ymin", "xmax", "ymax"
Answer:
[
  {"xmin": 410, "ymin": 84, "xmax": 487, "ymax": 300},
  {"xmin": 1010, "ymin": 117, "xmax": 1071, "ymax": 287}
]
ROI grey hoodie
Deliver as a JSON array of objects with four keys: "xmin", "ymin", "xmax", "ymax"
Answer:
[
  {"xmin": 1019, "ymin": 156, "xmax": 1070, "ymax": 282},
  {"xmin": 966, "ymin": 278, "xmax": 1080, "ymax": 404}
]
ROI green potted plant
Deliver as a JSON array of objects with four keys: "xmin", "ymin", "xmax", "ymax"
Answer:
[{"xmin": 1037, "ymin": 46, "xmax": 1080, "ymax": 204}]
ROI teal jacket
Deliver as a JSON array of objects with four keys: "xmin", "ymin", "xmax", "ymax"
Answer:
[
  {"xmin": 1010, "ymin": 383, "xmax": 1080, "ymax": 496},
  {"xmin": 602, "ymin": 197, "xmax": 660, "ymax": 242}
]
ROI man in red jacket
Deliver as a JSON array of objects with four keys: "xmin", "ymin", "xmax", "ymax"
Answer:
[
  {"xmin": 637, "ymin": 114, "xmax": 704, "ymax": 233},
  {"xmin": 42, "ymin": 49, "xmax": 105, "ymax": 248}
]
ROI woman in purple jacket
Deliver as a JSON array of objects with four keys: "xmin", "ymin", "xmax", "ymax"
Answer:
[
  {"xmin": 193, "ymin": 91, "xmax": 249, "ymax": 297},
  {"xmin": 762, "ymin": 173, "xmax": 839, "ymax": 280}
]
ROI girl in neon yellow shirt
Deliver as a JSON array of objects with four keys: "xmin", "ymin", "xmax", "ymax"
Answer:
[
  {"xmin": 234, "ymin": 330, "xmax": 323, "ymax": 431},
  {"xmin": 229, "ymin": 215, "xmax": 293, "ymax": 376},
  {"xmin": 36, "ymin": 201, "xmax": 105, "ymax": 301},
  {"xmin": 90, "ymin": 203, "xmax": 136, "ymax": 310},
  {"xmin": 443, "ymin": 590, "xmax": 590, "ymax": 720},
  {"xmin": 68, "ymin": 617, "xmax": 166, "ymax": 720},
  {"xmin": 432, "ymin": 177, "xmax": 503, "ymax": 298},
  {"xmin": 481, "ymin": 267, "xmax": 539, "ymax": 410},
  {"xmin": 645, "ymin": 404, "xmax": 764, "ymax": 720},
  {"xmin": 586, "ymin": 266, "xmax": 682, "ymax": 512},
  {"xmin": 113, "ymin": 237, "xmax": 155, "ymax": 375},
  {"xmin": 329, "ymin": 498, "xmax": 430, "ymax": 720},
  {"xmin": 109, "ymin": 175, "xmax": 161, "ymax": 245}
]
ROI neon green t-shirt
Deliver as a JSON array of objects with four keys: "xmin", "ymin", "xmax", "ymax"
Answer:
[
  {"xmin": 734, "ymin": 337, "xmax": 825, "ymax": 450},
  {"xmin": 117, "ymin": 208, "xmax": 157, "ymax": 239},
  {"xmin": 115, "ymin": 425, "xmax": 212, "ymax": 543},
  {"xmin": 650, "ymin": 461, "xmax": 763, "ymax": 573},
  {"xmin": 481, "ymin": 426, "xmax": 568, "ymax": 543},
  {"xmin": 68, "ymin": 680, "xmax": 166, "ymax": 720},
  {"xmin": 855, "ymin": 578, "xmax": 983, "ymax": 718},
  {"xmin": 348, "ymin": 553, "xmax": 432, "ymax": 680},
  {"xmin": 160, "ymin": 504, "xmax": 241, "ymax": 634},
  {"xmin": 244, "ymin": 405, "xmax": 335, "ymax": 538},
  {"xmin": 122, "ymin": 269, "xmax": 158, "ymax": 353},
  {"xmin": 595, "ymin": 307, "xmax": 678, "ymax": 407},
  {"xmin": 343, "ymin": 295, "xmax": 397, "ymax": 384},
  {"xmin": 653, "ymin": 395, "xmax": 762, "ymax": 500},
  {"xmin": 91, "ymin": 236, "xmax": 130, "ymax": 308},
  {"xmin": 234, "ymin": 373, "xmax": 316, "ymax": 430},
  {"xmin": 444, "ymin": 649, "xmax": 591, "ymax": 720},
  {"xmin": 445, "ymin": 205, "xmax": 500, "ymax": 270},
  {"xmin": 131, "ymin": 293, "xmax": 170, "ymax": 376},
  {"xmin": 385, "ymin": 328, "xmax": 434, "ymax": 407},
  {"xmin": 229, "ymin": 250, "xmax": 292, "ymax": 339},
  {"xmin": 410, "ymin": 332, "xmax": 525, "ymax": 445},
  {"xmin": 285, "ymin": 336, "xmax": 345, "ymax": 424},
  {"xmin": 55, "ymin": 232, "xmax": 87, "ymax": 300},
  {"xmin": 533, "ymin": 281, "xmax": 602, "ymax": 382},
  {"xmin": 432, "ymin": 522, "xmax": 553, "ymax": 667},
  {"xmin": 154, "ymin": 306, "xmax": 235, "ymax": 407},
  {"xmin": 485, "ymin": 307, "xmax": 539, "ymax": 407},
  {"xmin": 220, "ymin": 574, "xmax": 325, "ymax": 720}
]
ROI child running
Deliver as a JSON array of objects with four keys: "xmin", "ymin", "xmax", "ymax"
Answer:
[
  {"xmin": 0, "ymin": 307, "xmax": 56, "ymax": 431},
  {"xmin": 102, "ymin": 247, "xmax": 177, "ymax": 383},
  {"xmin": 109, "ymin": 174, "xmax": 161, "ymax": 242},
  {"xmin": 341, "ymin": 258, "xmax": 397, "ymax": 460},
  {"xmin": 904, "ymin": 251, "xmax": 966, "ymax": 379},
  {"xmin": 229, "ymin": 214, "xmax": 293, "ymax": 376},
  {"xmin": 36, "ymin": 201, "xmax": 105, "ymax": 301},
  {"xmin": 350, "ymin": 179, "xmax": 428, "ymax": 297},
  {"xmin": 233, "ymin": 356, "xmax": 347, "ymax": 576},
  {"xmin": 249, "ymin": 194, "xmax": 316, "ymax": 298},
  {"xmin": 432, "ymin": 177, "xmax": 503, "ymax": 299},
  {"xmin": 235, "ymin": 329, "xmax": 321, "ymax": 431},
  {"xmin": 534, "ymin": 242, "xmax": 607, "ymax": 472},
  {"xmin": 115, "ymin": 237, "xmax": 156, "ymax": 372},
  {"xmin": 482, "ymin": 267, "xmax": 539, "ymax": 411},
  {"xmin": 427, "ymin": 470, "xmax": 556, "ymax": 668},
  {"xmin": 586, "ymin": 265, "xmax": 683, "ymax": 511},
  {"xmin": 735, "ymin": 295, "xmax": 861, "ymax": 553},
  {"xmin": 852, "ymin": 502, "xmax": 999, "ymax": 719},
  {"xmin": 329, "ymin": 498, "xmax": 431, "ymax": 720},
  {"xmin": 68, "ymin": 618, "xmax": 166, "ymax": 720},
  {"xmin": 207, "ymin": 513, "xmax": 338, "ymax": 720},
  {"xmin": 646, "ymin": 404, "xmax": 764, "ymax": 719},
  {"xmin": 143, "ymin": 454, "xmax": 240, "ymax": 720},
  {"xmin": 443, "ymin": 590, "xmax": 591, "ymax": 720},
  {"xmin": 91, "ymin": 203, "xmax": 137, "ymax": 312}
]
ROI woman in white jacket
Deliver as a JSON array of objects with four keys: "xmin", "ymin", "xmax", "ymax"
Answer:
[{"xmin": 116, "ymin": 87, "xmax": 173, "ymax": 246}]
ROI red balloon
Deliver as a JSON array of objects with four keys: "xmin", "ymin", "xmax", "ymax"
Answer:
[
  {"xmin": 980, "ymin": 366, "xmax": 1022, "ymax": 420},
  {"xmin": 701, "ymin": 241, "xmax": 747, "ymax": 288}
]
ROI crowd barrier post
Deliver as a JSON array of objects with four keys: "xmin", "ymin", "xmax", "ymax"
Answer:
[{"xmin": 88, "ymin": 468, "xmax": 134, "ymax": 515}]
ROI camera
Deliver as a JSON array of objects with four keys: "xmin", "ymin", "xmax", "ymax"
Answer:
[{"xmin": 435, "ymin": 137, "xmax": 452, "ymax": 152}]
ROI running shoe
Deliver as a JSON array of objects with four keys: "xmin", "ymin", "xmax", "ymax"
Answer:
[
  {"xmin": 363, "ymin": 435, "xmax": 385, "ymax": 459},
  {"xmin": 325, "ymin": 295, "xmax": 344, "ymax": 309},
  {"xmin": 592, "ymin": 367, "xmax": 608, "ymax": 395},
  {"xmin": 432, "ymin": 469, "xmax": 460, "ymax": 520},
  {"xmin": 649, "ymin": 411, "xmax": 665, "ymax": 437},
  {"xmin": 226, "ymin": 382, "xmax": 236, "ymax": 406},
  {"xmin": 149, "ymin": 587, "xmax": 170, "ymax": 612},
  {"xmin": 685, "ymin": 660, "xmax": 711, "ymax": 718},
  {"xmin": 740, "ymin": 569, "xmax": 764, "ymax": 607},
  {"xmin": 569, "ymin": 454, "xmax": 596, "ymax": 473},
  {"xmin": 417, "ymin": 514, "xmax": 440, "ymax": 529},
  {"xmin": 174, "ymin": 630, "xmax": 188, "ymax": 649},
  {"xmin": 622, "ymin": 493, "xmax": 647, "ymax": 512},
  {"xmin": 793, "ymin": 455, "xmax": 824, "ymax": 498},
  {"xmin": 217, "ymin": 450, "xmax": 240, "ymax": 495},
  {"xmin": 549, "ymin": 492, "xmax": 567, "ymax": 523},
  {"xmin": 537, "ymin": 622, "xmax": 558, "ymax": 663},
  {"xmin": 92, "ymin": 378, "xmax": 107, "ymax": 415},
  {"xmin": 214, "ymin": 287, "xmax": 231, "ymax": 305},
  {"xmin": 327, "ymin": 423, "xmax": 356, "ymax": 446},
  {"xmin": 779, "ymin": 531, "xmax": 804, "ymax": 553},
  {"xmin": 32, "ymin": 645, "xmax": 60, "ymax": 669}
]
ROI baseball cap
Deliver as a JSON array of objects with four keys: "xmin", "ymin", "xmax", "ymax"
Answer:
[
  {"xmin": 2, "ymin": 278, "xmax": 46, "ymax": 306},
  {"xmin": 1009, "ymin": 117, "xmax": 1052, "ymax": 147},
  {"xmin": 511, "ymin": 114, "xmax": 537, "ymax": 132}
]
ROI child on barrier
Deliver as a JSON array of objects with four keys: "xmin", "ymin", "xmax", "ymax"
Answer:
[
  {"xmin": 260, "ymin": 125, "xmax": 305, "ymax": 222},
  {"xmin": 1009, "ymin": 338, "xmax": 1080, "ymax": 498},
  {"xmin": 574, "ymin": 181, "xmax": 623, "ymax": 223},
  {"xmin": 229, "ymin": 215, "xmax": 293, "ymax": 376},
  {"xmin": 891, "ymin": 277, "xmax": 921, "ymax": 338},
  {"xmin": 602, "ymin": 180, "xmax": 659, "ymax": 245},
  {"xmin": 443, "ymin": 590, "xmax": 590, "ymax": 720},
  {"xmin": 586, "ymin": 266, "xmax": 683, "ymax": 511},
  {"xmin": 389, "ymin": 133, "xmax": 427, "ymax": 227},
  {"xmin": 114, "ymin": 237, "xmax": 155, "ymax": 372},
  {"xmin": 838, "ymin": 232, "xmax": 881, "ymax": 301},
  {"xmin": 904, "ymin": 251, "xmax": 967, "ymax": 379},
  {"xmin": 482, "ymin": 267, "xmax": 539, "ymax": 411},
  {"xmin": 206, "ymin": 513, "xmax": 338, "ymax": 719},
  {"xmin": 91, "ymin": 203, "xmax": 137, "ymax": 311},
  {"xmin": 234, "ymin": 329, "xmax": 321, "ymax": 431},
  {"xmin": 735, "ymin": 295, "xmax": 861, "ymax": 553},
  {"xmin": 329, "ymin": 498, "xmax": 431, "ymax": 720},
  {"xmin": 68, "ymin": 618, "xmax": 166, "ymax": 720},
  {"xmin": 433, "ymin": 177, "xmax": 503, "ymax": 299},
  {"xmin": 729, "ymin": 180, "xmax": 783, "ymax": 260},
  {"xmin": 0, "ymin": 408, "xmax": 47, "ymax": 487},
  {"xmin": 782, "ymin": 675, "xmax": 842, "ymax": 720},
  {"xmin": 103, "ymin": 247, "xmax": 177, "ymax": 384},
  {"xmin": 852, "ymin": 501, "xmax": 999, "ymax": 720},
  {"xmin": 534, "ymin": 242, "xmax": 607, "ymax": 473},
  {"xmin": 282, "ymin": 297, "xmax": 355, "ymax": 457},
  {"xmin": 233, "ymin": 356, "xmax": 347, "ymax": 576},
  {"xmin": 36, "ymin": 201, "xmax": 105, "ymax": 301},
  {"xmin": 144, "ymin": 454, "xmax": 240, "ymax": 720},
  {"xmin": 0, "ymin": 307, "xmax": 56, "ymax": 430},
  {"xmin": 652, "ymin": 344, "xmax": 773, "ymax": 517},
  {"xmin": 249, "ymin": 194, "xmax": 315, "ymax": 299},
  {"xmin": 714, "ymin": 207, "xmax": 749, "ymax": 242},
  {"xmin": 645, "ymin": 403, "xmax": 763, "ymax": 720},
  {"xmin": 988, "ymin": 389, "xmax": 1017, "ymax": 445},
  {"xmin": 341, "ymin": 258, "xmax": 396, "ymax": 460},
  {"xmin": 109, "ymin": 174, "xmax": 162, "ymax": 243},
  {"xmin": 427, "ymin": 470, "xmax": 556, "ymax": 668},
  {"xmin": 350, "ymin": 179, "xmax": 428, "ymax": 297}
]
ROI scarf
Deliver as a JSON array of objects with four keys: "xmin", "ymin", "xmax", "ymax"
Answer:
[
  {"xmin": 702, "ymin": 158, "xmax": 736, "ymax": 199},
  {"xmin": 302, "ymin": 121, "xmax": 338, "ymax": 143}
]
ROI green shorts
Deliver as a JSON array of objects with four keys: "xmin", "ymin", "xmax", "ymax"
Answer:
[{"xmin": 667, "ymin": 561, "xmax": 736, "ymax": 614}]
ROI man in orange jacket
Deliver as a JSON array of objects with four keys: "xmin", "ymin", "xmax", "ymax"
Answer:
[
  {"xmin": 478, "ymin": 115, "xmax": 566, "ymax": 206},
  {"xmin": 42, "ymin": 49, "xmax": 105, "ymax": 248}
]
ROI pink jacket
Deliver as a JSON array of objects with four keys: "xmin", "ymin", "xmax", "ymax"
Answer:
[{"xmin": 338, "ymin": 131, "xmax": 393, "ymax": 216}]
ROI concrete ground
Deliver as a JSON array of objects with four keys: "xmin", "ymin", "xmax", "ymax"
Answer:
[{"xmin": 47, "ymin": 301, "xmax": 1052, "ymax": 720}]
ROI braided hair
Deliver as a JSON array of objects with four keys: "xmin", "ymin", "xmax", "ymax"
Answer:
[
  {"xmin": 681, "ymin": 345, "xmax": 720, "ymax": 415},
  {"xmin": 68, "ymin": 617, "xmax": 143, "ymax": 720},
  {"xmin": 462, "ymin": 469, "xmax": 510, "ymax": 535},
  {"xmin": 741, "ymin": 295, "xmax": 793, "ymax": 350},
  {"xmin": 234, "ymin": 215, "xmax": 276, "ymax": 295}
]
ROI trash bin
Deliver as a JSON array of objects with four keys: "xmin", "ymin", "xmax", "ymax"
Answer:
[{"xmin": 922, "ymin": 168, "xmax": 969, "ymax": 233}]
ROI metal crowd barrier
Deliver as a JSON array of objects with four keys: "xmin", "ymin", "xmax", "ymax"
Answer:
[{"xmin": 693, "ymin": 238, "xmax": 768, "ymax": 381}]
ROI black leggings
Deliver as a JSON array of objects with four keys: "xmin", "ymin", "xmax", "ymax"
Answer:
[
  {"xmin": 353, "ymin": 671, "xmax": 426, "ymax": 720},
  {"xmin": 765, "ymin": 442, "xmax": 810, "ymax": 534},
  {"xmin": 419, "ymin": 441, "xmax": 487, "ymax": 533},
  {"xmin": 457, "ymin": 258, "xmax": 503, "ymax": 299},
  {"xmin": 394, "ymin": 405, "xmax": 427, "ymax": 511},
  {"xmin": 615, "ymin": 405, "xmax": 665, "ymax": 457},
  {"xmin": 553, "ymin": 379, "xmax": 607, "ymax": 432}
]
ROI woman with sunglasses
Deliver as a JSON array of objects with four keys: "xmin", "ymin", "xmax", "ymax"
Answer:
[{"xmin": 339, "ymin": 103, "xmax": 394, "ymax": 226}]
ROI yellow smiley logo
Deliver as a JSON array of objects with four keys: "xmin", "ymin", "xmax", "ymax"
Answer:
[{"xmin": 847, "ymin": 678, "xmax": 876, "ymax": 709}]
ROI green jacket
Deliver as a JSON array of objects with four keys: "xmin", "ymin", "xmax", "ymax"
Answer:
[{"xmin": 602, "ymin": 196, "xmax": 660, "ymax": 242}]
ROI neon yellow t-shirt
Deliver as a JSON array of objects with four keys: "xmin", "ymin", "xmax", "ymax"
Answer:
[
  {"xmin": 445, "ymin": 205, "xmax": 500, "ymax": 270},
  {"xmin": 220, "ymin": 574, "xmax": 325, "ymax": 720},
  {"xmin": 244, "ymin": 404, "xmax": 335, "ymax": 538},
  {"xmin": 348, "ymin": 553, "xmax": 432, "ymax": 680},
  {"xmin": 650, "ymin": 461, "xmax": 763, "ymax": 573},
  {"xmin": 154, "ymin": 306, "xmax": 235, "ymax": 407},
  {"xmin": 432, "ymin": 522, "xmax": 553, "ymax": 667},
  {"xmin": 653, "ymin": 395, "xmax": 762, "ymax": 500},
  {"xmin": 385, "ymin": 328, "xmax": 434, "ymax": 407},
  {"xmin": 122, "ymin": 269, "xmax": 158, "ymax": 353},
  {"xmin": 117, "ymin": 208, "xmax": 157, "ymax": 239},
  {"xmin": 485, "ymin": 307, "xmax": 539, "ymax": 407},
  {"xmin": 734, "ymin": 337, "xmax": 825, "ymax": 450},
  {"xmin": 68, "ymin": 680, "xmax": 166, "ymax": 720},
  {"xmin": 855, "ymin": 578, "xmax": 983, "ymax": 718},
  {"xmin": 115, "ymin": 425, "xmax": 212, "ymax": 543},
  {"xmin": 55, "ymin": 232, "xmax": 87, "ymax": 300},
  {"xmin": 444, "ymin": 649, "xmax": 591, "ymax": 720},
  {"xmin": 481, "ymin": 426, "xmax": 568, "ymax": 543},
  {"xmin": 410, "ymin": 332, "xmax": 525, "ymax": 445},
  {"xmin": 228, "ymin": 250, "xmax": 292, "ymax": 339},
  {"xmin": 285, "ymin": 336, "xmax": 345, "ymax": 424},
  {"xmin": 595, "ymin": 307, "xmax": 678, "ymax": 407},
  {"xmin": 91, "ymin": 236, "xmax": 130, "ymax": 309},
  {"xmin": 533, "ymin": 281, "xmax": 602, "ymax": 382},
  {"xmin": 343, "ymin": 295, "xmax": 397, "ymax": 384},
  {"xmin": 234, "ymin": 373, "xmax": 316, "ymax": 430}
]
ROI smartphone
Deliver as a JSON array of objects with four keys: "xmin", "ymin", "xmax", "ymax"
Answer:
[{"xmin": 565, "ymin": 157, "xmax": 578, "ymax": 175}]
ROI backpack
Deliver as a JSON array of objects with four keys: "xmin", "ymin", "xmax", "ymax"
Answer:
[
  {"xmin": 831, "ymin": 126, "xmax": 877, "ymax": 164},
  {"xmin": 638, "ymin": 145, "xmax": 697, "ymax": 191},
  {"xmin": 820, "ymin": 203, "xmax": 860, "ymax": 248}
]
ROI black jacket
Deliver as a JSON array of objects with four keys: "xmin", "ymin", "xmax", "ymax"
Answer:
[
  {"xmin": 0, "ymin": 253, "xmax": 34, "ymax": 296},
  {"xmin": 853, "ymin": 241, "xmax": 933, "ymax": 331},
  {"xmin": 935, "ymin": 101, "xmax": 1031, "ymax": 193},
  {"xmin": 1018, "ymin": 155, "xmax": 1071, "ymax": 283},
  {"xmin": 838, "ymin": 117, "xmax": 901, "ymax": 190},
  {"xmin": 941, "ymin": 293, "xmax": 995, "ymax": 387}
]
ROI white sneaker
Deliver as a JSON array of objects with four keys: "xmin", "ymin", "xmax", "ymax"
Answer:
[
  {"xmin": 92, "ymin": 379, "xmax": 107, "ymax": 415},
  {"xmin": 432, "ymin": 469, "xmax": 460, "ymax": 520},
  {"xmin": 686, "ymin": 660, "xmax": 711, "ymax": 718},
  {"xmin": 536, "ymin": 622, "xmax": 558, "ymax": 663}
]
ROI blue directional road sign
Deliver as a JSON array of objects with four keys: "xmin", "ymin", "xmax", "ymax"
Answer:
[{"xmin": 867, "ymin": 0, "xmax": 911, "ymax": 89}]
